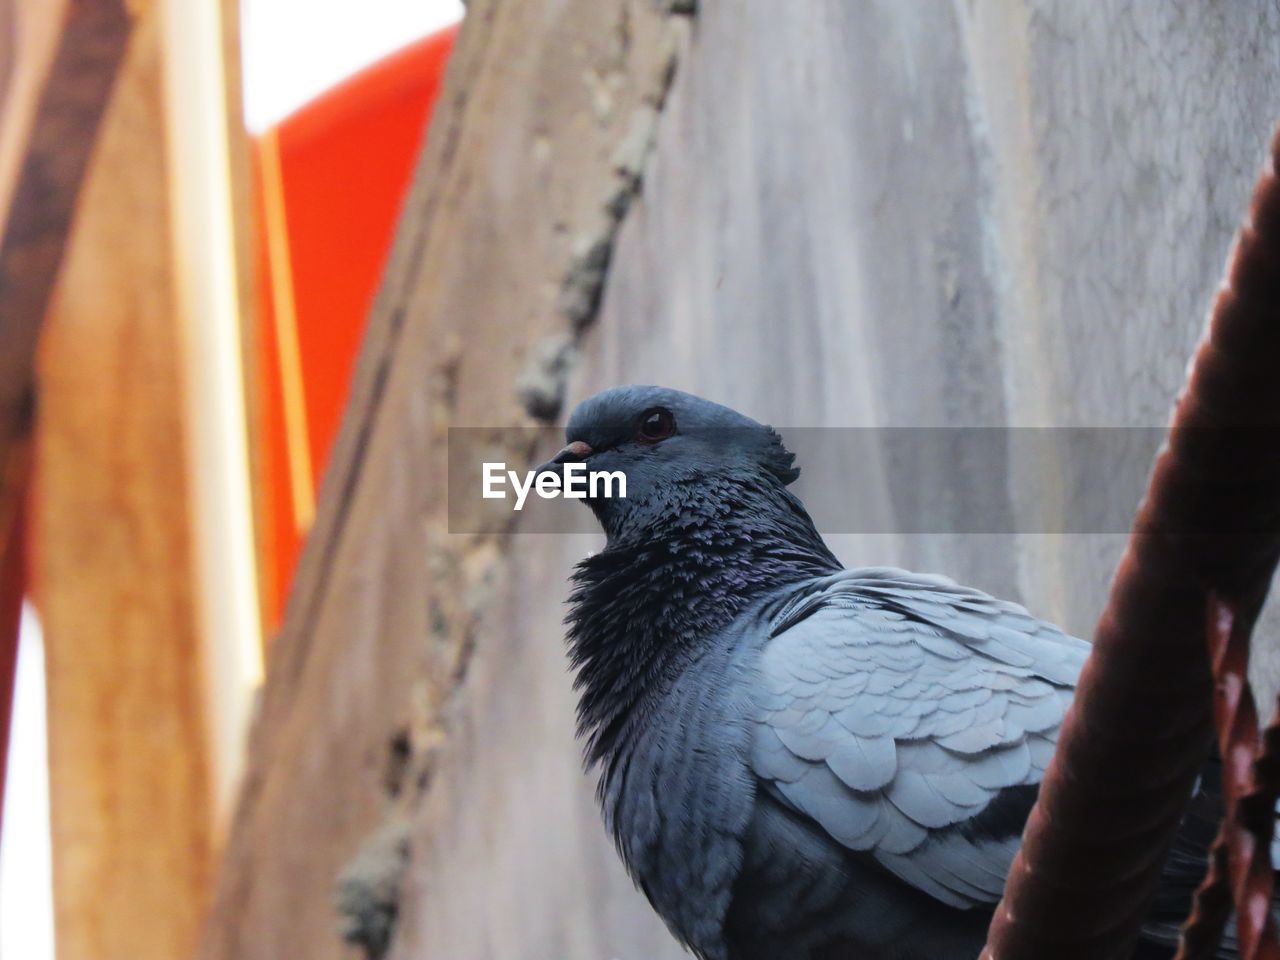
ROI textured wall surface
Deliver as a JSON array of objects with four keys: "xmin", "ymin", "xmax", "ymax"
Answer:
[{"xmin": 205, "ymin": 3, "xmax": 1280, "ymax": 959}]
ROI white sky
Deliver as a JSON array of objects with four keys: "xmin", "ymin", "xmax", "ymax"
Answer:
[
  {"xmin": 241, "ymin": 0, "xmax": 465, "ymax": 131},
  {"xmin": 0, "ymin": 605, "xmax": 55, "ymax": 960}
]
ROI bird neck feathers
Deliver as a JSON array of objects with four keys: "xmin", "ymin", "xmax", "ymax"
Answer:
[{"xmin": 566, "ymin": 476, "xmax": 838, "ymax": 768}]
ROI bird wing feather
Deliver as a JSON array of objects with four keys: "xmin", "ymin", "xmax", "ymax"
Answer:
[{"xmin": 751, "ymin": 567, "xmax": 1089, "ymax": 909}]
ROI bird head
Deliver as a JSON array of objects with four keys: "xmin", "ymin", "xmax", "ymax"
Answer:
[{"xmin": 536, "ymin": 385, "xmax": 800, "ymax": 540}]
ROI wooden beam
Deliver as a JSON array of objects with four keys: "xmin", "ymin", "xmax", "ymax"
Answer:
[
  {"xmin": 0, "ymin": 0, "xmax": 12, "ymax": 116},
  {"xmin": 33, "ymin": 10, "xmax": 213, "ymax": 959},
  {"xmin": 160, "ymin": 0, "xmax": 264, "ymax": 825},
  {"xmin": 0, "ymin": 0, "xmax": 129, "ymax": 563},
  {"xmin": 216, "ymin": 0, "xmax": 270, "ymax": 649},
  {"xmin": 0, "ymin": 0, "xmax": 71, "ymax": 230}
]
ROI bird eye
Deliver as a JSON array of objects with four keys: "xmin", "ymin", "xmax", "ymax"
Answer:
[{"xmin": 636, "ymin": 407, "xmax": 676, "ymax": 443}]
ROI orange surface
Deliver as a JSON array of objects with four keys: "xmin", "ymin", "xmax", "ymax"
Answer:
[{"xmin": 254, "ymin": 26, "xmax": 456, "ymax": 630}]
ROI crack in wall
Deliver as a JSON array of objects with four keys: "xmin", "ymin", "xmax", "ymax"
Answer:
[{"xmin": 519, "ymin": 10, "xmax": 690, "ymax": 423}]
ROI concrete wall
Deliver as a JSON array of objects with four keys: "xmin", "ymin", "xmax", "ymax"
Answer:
[{"xmin": 205, "ymin": 3, "xmax": 1280, "ymax": 959}]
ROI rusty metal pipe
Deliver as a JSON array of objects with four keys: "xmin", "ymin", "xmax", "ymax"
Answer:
[{"xmin": 983, "ymin": 128, "xmax": 1280, "ymax": 960}]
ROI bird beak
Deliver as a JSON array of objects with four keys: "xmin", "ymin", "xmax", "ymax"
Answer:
[{"xmin": 534, "ymin": 439, "xmax": 594, "ymax": 477}]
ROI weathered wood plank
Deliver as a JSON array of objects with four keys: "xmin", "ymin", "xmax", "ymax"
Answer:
[
  {"xmin": 0, "ymin": 0, "xmax": 70, "ymax": 230},
  {"xmin": 34, "ymin": 12, "xmax": 213, "ymax": 960},
  {"xmin": 160, "ymin": 0, "xmax": 265, "ymax": 827},
  {"xmin": 0, "ymin": 0, "xmax": 129, "ymax": 563},
  {"xmin": 0, "ymin": 0, "xmax": 12, "ymax": 124},
  {"xmin": 216, "ymin": 0, "xmax": 270, "ymax": 648}
]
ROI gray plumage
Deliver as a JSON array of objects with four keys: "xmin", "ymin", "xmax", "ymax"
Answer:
[{"xmin": 547, "ymin": 385, "xmax": 1238, "ymax": 960}]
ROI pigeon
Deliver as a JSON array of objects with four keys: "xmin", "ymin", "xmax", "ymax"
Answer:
[{"xmin": 540, "ymin": 384, "xmax": 1239, "ymax": 960}]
